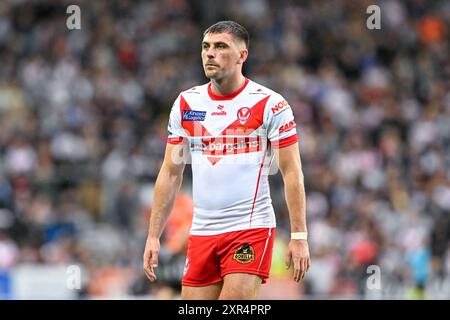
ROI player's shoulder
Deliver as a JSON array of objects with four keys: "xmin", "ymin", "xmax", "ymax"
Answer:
[
  {"xmin": 247, "ymin": 80, "xmax": 292, "ymax": 120},
  {"xmin": 246, "ymin": 79, "xmax": 284, "ymax": 102},
  {"xmin": 171, "ymin": 83, "xmax": 209, "ymax": 110},
  {"xmin": 179, "ymin": 82, "xmax": 209, "ymax": 97}
]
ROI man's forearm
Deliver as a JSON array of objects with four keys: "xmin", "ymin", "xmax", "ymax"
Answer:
[
  {"xmin": 148, "ymin": 167, "xmax": 183, "ymax": 239},
  {"xmin": 283, "ymin": 171, "xmax": 307, "ymax": 233}
]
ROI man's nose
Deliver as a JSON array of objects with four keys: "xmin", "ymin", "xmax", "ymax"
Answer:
[{"xmin": 206, "ymin": 47, "xmax": 215, "ymax": 59}]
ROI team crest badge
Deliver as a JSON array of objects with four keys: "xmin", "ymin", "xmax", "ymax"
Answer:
[
  {"xmin": 237, "ymin": 107, "xmax": 251, "ymax": 124},
  {"xmin": 232, "ymin": 243, "xmax": 255, "ymax": 264}
]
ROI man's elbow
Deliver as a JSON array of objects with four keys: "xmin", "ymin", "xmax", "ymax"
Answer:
[
  {"xmin": 281, "ymin": 166, "xmax": 304, "ymax": 185},
  {"xmin": 158, "ymin": 161, "xmax": 184, "ymax": 181}
]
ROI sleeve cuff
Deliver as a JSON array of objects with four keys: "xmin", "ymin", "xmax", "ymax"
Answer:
[
  {"xmin": 167, "ymin": 137, "xmax": 185, "ymax": 144},
  {"xmin": 271, "ymin": 134, "xmax": 298, "ymax": 149}
]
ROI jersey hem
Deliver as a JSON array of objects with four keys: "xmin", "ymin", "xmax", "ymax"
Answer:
[
  {"xmin": 167, "ymin": 137, "xmax": 185, "ymax": 144},
  {"xmin": 189, "ymin": 224, "xmax": 276, "ymax": 236},
  {"xmin": 271, "ymin": 134, "xmax": 298, "ymax": 149}
]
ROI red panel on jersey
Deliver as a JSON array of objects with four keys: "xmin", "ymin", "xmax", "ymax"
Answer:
[
  {"xmin": 180, "ymin": 94, "xmax": 271, "ymax": 165},
  {"xmin": 206, "ymin": 157, "xmax": 222, "ymax": 166},
  {"xmin": 167, "ymin": 137, "xmax": 185, "ymax": 144},
  {"xmin": 271, "ymin": 134, "xmax": 298, "ymax": 149},
  {"xmin": 220, "ymin": 96, "xmax": 270, "ymax": 136}
]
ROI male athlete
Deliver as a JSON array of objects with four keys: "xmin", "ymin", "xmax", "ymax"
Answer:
[{"xmin": 143, "ymin": 21, "xmax": 310, "ymax": 300}]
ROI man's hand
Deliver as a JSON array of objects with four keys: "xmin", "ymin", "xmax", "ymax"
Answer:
[
  {"xmin": 143, "ymin": 237, "xmax": 160, "ymax": 282},
  {"xmin": 285, "ymin": 239, "xmax": 311, "ymax": 282}
]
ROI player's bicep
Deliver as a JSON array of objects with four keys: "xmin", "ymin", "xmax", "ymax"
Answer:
[
  {"xmin": 276, "ymin": 143, "xmax": 304, "ymax": 183},
  {"xmin": 277, "ymin": 143, "xmax": 299, "ymax": 172},
  {"xmin": 161, "ymin": 141, "xmax": 188, "ymax": 177}
]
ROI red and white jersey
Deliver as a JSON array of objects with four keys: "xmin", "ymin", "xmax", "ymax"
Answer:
[{"xmin": 167, "ymin": 78, "xmax": 298, "ymax": 235}]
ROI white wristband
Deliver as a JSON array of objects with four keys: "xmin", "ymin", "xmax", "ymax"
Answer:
[{"xmin": 291, "ymin": 232, "xmax": 308, "ymax": 240}]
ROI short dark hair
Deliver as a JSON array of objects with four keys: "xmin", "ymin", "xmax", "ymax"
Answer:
[{"xmin": 203, "ymin": 21, "xmax": 249, "ymax": 49}]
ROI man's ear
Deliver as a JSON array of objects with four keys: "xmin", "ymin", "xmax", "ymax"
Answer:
[{"xmin": 238, "ymin": 48, "xmax": 248, "ymax": 65}]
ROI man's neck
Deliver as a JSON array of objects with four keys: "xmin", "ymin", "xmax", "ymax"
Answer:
[{"xmin": 210, "ymin": 74, "xmax": 246, "ymax": 96}]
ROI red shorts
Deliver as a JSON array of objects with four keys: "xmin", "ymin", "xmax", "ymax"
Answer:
[{"xmin": 182, "ymin": 228, "xmax": 276, "ymax": 287}]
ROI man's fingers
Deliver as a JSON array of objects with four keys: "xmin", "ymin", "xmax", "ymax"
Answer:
[
  {"xmin": 285, "ymin": 252, "xmax": 292, "ymax": 270},
  {"xmin": 295, "ymin": 269, "xmax": 303, "ymax": 282},
  {"xmin": 144, "ymin": 268, "xmax": 157, "ymax": 282},
  {"xmin": 293, "ymin": 257, "xmax": 301, "ymax": 282},
  {"xmin": 287, "ymin": 245, "xmax": 311, "ymax": 282},
  {"xmin": 150, "ymin": 250, "xmax": 159, "ymax": 268},
  {"xmin": 144, "ymin": 263, "xmax": 157, "ymax": 282},
  {"xmin": 300, "ymin": 258, "xmax": 310, "ymax": 281},
  {"xmin": 293, "ymin": 258, "xmax": 310, "ymax": 282},
  {"xmin": 300, "ymin": 259, "xmax": 306, "ymax": 281},
  {"xmin": 301, "ymin": 258, "xmax": 307, "ymax": 276},
  {"xmin": 143, "ymin": 249, "xmax": 159, "ymax": 282},
  {"xmin": 300, "ymin": 269, "xmax": 306, "ymax": 281}
]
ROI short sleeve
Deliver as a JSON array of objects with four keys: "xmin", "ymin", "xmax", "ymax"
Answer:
[
  {"xmin": 167, "ymin": 95, "xmax": 187, "ymax": 144},
  {"xmin": 265, "ymin": 94, "xmax": 298, "ymax": 149}
]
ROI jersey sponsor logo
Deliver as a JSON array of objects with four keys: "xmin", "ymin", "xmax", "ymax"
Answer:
[
  {"xmin": 183, "ymin": 110, "xmax": 206, "ymax": 121},
  {"xmin": 271, "ymin": 100, "xmax": 290, "ymax": 115},
  {"xmin": 279, "ymin": 120, "xmax": 296, "ymax": 133},
  {"xmin": 233, "ymin": 243, "xmax": 255, "ymax": 264},
  {"xmin": 211, "ymin": 105, "xmax": 227, "ymax": 116},
  {"xmin": 211, "ymin": 110, "xmax": 227, "ymax": 116},
  {"xmin": 237, "ymin": 107, "xmax": 251, "ymax": 124},
  {"xmin": 190, "ymin": 137, "xmax": 260, "ymax": 155}
]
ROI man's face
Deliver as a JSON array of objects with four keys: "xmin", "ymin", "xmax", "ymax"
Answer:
[{"xmin": 201, "ymin": 32, "xmax": 247, "ymax": 80}]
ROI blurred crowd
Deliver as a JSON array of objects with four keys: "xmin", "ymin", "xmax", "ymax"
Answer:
[{"xmin": 0, "ymin": 0, "xmax": 449, "ymax": 299}]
